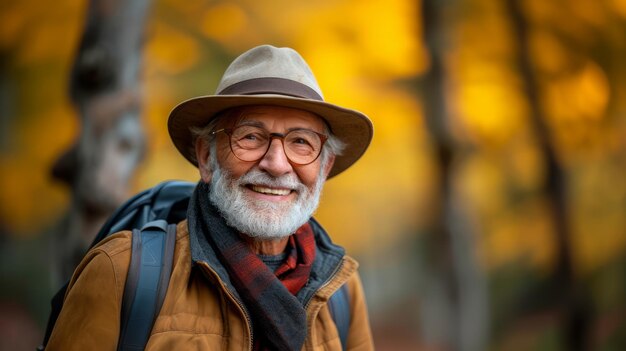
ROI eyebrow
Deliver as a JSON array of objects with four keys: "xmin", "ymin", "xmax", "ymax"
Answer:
[
  {"xmin": 236, "ymin": 119, "xmax": 323, "ymax": 134},
  {"xmin": 236, "ymin": 119, "xmax": 265, "ymax": 128}
]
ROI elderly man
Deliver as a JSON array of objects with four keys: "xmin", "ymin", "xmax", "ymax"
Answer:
[{"xmin": 46, "ymin": 45, "xmax": 374, "ymax": 350}]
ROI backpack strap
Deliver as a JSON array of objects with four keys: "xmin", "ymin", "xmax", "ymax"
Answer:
[
  {"xmin": 328, "ymin": 284, "xmax": 351, "ymax": 350},
  {"xmin": 117, "ymin": 220, "xmax": 177, "ymax": 351}
]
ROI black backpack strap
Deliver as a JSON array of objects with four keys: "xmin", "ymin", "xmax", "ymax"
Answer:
[
  {"xmin": 117, "ymin": 220, "xmax": 177, "ymax": 351},
  {"xmin": 328, "ymin": 284, "xmax": 351, "ymax": 350}
]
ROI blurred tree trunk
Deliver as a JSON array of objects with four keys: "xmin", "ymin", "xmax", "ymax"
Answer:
[
  {"xmin": 419, "ymin": 1, "xmax": 489, "ymax": 351},
  {"xmin": 504, "ymin": 0, "xmax": 591, "ymax": 350},
  {"xmin": 49, "ymin": 0, "xmax": 152, "ymax": 287}
]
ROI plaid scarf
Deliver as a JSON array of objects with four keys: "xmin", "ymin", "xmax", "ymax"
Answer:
[
  {"xmin": 274, "ymin": 227, "xmax": 316, "ymax": 294},
  {"xmin": 188, "ymin": 181, "xmax": 316, "ymax": 350}
]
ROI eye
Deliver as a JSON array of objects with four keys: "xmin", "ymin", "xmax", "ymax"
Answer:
[
  {"xmin": 242, "ymin": 133, "xmax": 259, "ymax": 141},
  {"xmin": 236, "ymin": 132, "xmax": 267, "ymax": 147},
  {"xmin": 286, "ymin": 130, "xmax": 320, "ymax": 155},
  {"xmin": 231, "ymin": 126, "xmax": 269, "ymax": 150},
  {"xmin": 293, "ymin": 137, "xmax": 311, "ymax": 146}
]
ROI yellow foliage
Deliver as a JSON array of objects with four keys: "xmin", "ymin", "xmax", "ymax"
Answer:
[
  {"xmin": 201, "ymin": 4, "xmax": 248, "ymax": 44},
  {"xmin": 459, "ymin": 152, "xmax": 557, "ymax": 271},
  {"xmin": 296, "ymin": 0, "xmax": 426, "ymax": 80},
  {"xmin": 0, "ymin": 0, "xmax": 83, "ymax": 235},
  {"xmin": 542, "ymin": 60, "xmax": 610, "ymax": 153},
  {"xmin": 0, "ymin": 104, "xmax": 76, "ymax": 234},
  {"xmin": 162, "ymin": 0, "xmax": 207, "ymax": 20},
  {"xmin": 570, "ymin": 0, "xmax": 608, "ymax": 27},
  {"xmin": 570, "ymin": 162, "xmax": 626, "ymax": 275},
  {"xmin": 145, "ymin": 22, "xmax": 200, "ymax": 75},
  {"xmin": 577, "ymin": 62, "xmax": 610, "ymax": 120},
  {"xmin": 526, "ymin": 0, "xmax": 606, "ymax": 45},
  {"xmin": 310, "ymin": 85, "xmax": 429, "ymax": 253},
  {"xmin": 2, "ymin": 0, "xmax": 84, "ymax": 65},
  {"xmin": 451, "ymin": 2, "xmax": 528, "ymax": 148},
  {"xmin": 524, "ymin": 0, "xmax": 553, "ymax": 24},
  {"xmin": 458, "ymin": 155, "xmax": 508, "ymax": 217},
  {"xmin": 530, "ymin": 29, "xmax": 571, "ymax": 74},
  {"xmin": 457, "ymin": 0, "xmax": 517, "ymax": 58},
  {"xmin": 0, "ymin": 5, "xmax": 27, "ymax": 49},
  {"xmin": 507, "ymin": 140, "xmax": 545, "ymax": 191},
  {"xmin": 0, "ymin": 0, "xmax": 84, "ymax": 56},
  {"xmin": 481, "ymin": 199, "xmax": 556, "ymax": 271},
  {"xmin": 611, "ymin": 0, "xmax": 626, "ymax": 18},
  {"xmin": 453, "ymin": 71, "xmax": 529, "ymax": 147}
]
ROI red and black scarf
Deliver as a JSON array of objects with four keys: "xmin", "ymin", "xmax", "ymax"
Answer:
[
  {"xmin": 274, "ymin": 229, "xmax": 316, "ymax": 294},
  {"xmin": 188, "ymin": 181, "xmax": 316, "ymax": 350}
]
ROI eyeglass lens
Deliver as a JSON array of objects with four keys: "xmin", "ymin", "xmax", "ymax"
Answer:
[{"xmin": 229, "ymin": 125, "xmax": 324, "ymax": 164}]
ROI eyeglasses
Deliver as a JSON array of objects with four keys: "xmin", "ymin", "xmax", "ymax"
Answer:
[{"xmin": 211, "ymin": 125, "xmax": 328, "ymax": 165}]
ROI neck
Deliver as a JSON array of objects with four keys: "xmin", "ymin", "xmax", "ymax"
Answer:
[{"xmin": 241, "ymin": 235, "xmax": 290, "ymax": 255}]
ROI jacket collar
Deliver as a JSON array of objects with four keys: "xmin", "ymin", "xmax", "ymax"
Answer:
[{"xmin": 187, "ymin": 204, "xmax": 346, "ymax": 305}]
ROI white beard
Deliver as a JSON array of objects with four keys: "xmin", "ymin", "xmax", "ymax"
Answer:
[{"xmin": 207, "ymin": 155, "xmax": 326, "ymax": 240}]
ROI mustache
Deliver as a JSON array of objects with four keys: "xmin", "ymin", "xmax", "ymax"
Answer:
[{"xmin": 234, "ymin": 169, "xmax": 307, "ymax": 192}]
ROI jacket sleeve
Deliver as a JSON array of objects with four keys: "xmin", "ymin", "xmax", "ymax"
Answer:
[
  {"xmin": 46, "ymin": 236, "xmax": 130, "ymax": 351},
  {"xmin": 346, "ymin": 272, "xmax": 374, "ymax": 351}
]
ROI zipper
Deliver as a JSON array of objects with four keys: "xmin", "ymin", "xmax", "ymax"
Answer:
[
  {"xmin": 304, "ymin": 258, "xmax": 345, "ymax": 311},
  {"xmin": 302, "ymin": 258, "xmax": 345, "ymax": 350},
  {"xmin": 198, "ymin": 262, "xmax": 254, "ymax": 351}
]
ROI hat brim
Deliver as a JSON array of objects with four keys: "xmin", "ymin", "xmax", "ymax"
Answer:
[{"xmin": 167, "ymin": 94, "xmax": 373, "ymax": 178}]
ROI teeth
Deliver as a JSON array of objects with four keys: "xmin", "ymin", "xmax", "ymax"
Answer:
[{"xmin": 251, "ymin": 185, "xmax": 291, "ymax": 196}]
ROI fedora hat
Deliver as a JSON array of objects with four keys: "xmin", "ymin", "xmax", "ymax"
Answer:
[{"xmin": 168, "ymin": 45, "xmax": 373, "ymax": 178}]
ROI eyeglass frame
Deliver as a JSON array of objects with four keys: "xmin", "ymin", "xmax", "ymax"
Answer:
[{"xmin": 210, "ymin": 125, "xmax": 329, "ymax": 165}]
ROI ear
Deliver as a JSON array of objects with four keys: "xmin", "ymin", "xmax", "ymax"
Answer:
[
  {"xmin": 322, "ymin": 154, "xmax": 336, "ymax": 179},
  {"xmin": 195, "ymin": 137, "xmax": 212, "ymax": 183}
]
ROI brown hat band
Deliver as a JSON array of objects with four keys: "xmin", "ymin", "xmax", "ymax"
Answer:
[{"xmin": 218, "ymin": 77, "xmax": 324, "ymax": 101}]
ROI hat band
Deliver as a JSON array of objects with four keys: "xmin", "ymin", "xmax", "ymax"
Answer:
[{"xmin": 218, "ymin": 77, "xmax": 323, "ymax": 101}]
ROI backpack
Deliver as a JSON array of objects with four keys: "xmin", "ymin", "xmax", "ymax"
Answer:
[{"xmin": 40, "ymin": 180, "xmax": 350, "ymax": 350}]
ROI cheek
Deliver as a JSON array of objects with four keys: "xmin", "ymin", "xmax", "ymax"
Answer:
[
  {"xmin": 216, "ymin": 142, "xmax": 231, "ymax": 163},
  {"xmin": 219, "ymin": 151, "xmax": 254, "ymax": 179},
  {"xmin": 295, "ymin": 163, "xmax": 323, "ymax": 189},
  {"xmin": 216, "ymin": 141, "xmax": 235, "ymax": 168}
]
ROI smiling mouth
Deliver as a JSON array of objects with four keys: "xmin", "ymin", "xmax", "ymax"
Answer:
[{"xmin": 248, "ymin": 185, "xmax": 293, "ymax": 196}]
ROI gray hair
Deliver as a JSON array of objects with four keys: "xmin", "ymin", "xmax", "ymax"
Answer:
[{"xmin": 190, "ymin": 109, "xmax": 345, "ymax": 169}]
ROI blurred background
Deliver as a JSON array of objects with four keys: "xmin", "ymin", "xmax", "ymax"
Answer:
[{"xmin": 1, "ymin": 0, "xmax": 625, "ymax": 350}]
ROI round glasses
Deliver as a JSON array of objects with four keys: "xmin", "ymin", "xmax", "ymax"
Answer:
[{"xmin": 211, "ymin": 125, "xmax": 328, "ymax": 165}]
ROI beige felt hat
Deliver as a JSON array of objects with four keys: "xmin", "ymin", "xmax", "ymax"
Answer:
[{"xmin": 167, "ymin": 45, "xmax": 373, "ymax": 178}]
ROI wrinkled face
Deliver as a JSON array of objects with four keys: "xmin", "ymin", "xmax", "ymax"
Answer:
[{"xmin": 195, "ymin": 105, "xmax": 335, "ymax": 239}]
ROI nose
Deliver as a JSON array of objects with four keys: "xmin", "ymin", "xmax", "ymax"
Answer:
[{"xmin": 257, "ymin": 138, "xmax": 293, "ymax": 177}]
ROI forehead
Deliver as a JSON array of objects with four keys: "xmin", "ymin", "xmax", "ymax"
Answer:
[{"xmin": 222, "ymin": 105, "xmax": 326, "ymax": 131}]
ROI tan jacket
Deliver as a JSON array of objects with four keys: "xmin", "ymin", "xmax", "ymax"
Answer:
[{"xmin": 46, "ymin": 221, "xmax": 374, "ymax": 350}]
